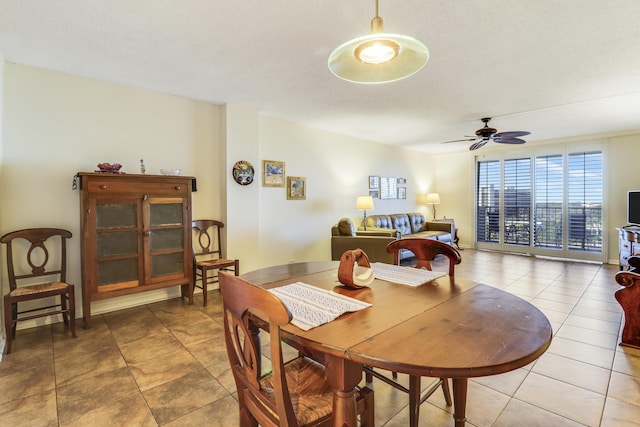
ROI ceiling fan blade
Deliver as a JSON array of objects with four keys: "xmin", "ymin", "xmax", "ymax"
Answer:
[
  {"xmin": 494, "ymin": 137, "xmax": 526, "ymax": 144},
  {"xmin": 494, "ymin": 131, "xmax": 530, "ymax": 138},
  {"xmin": 440, "ymin": 137, "xmax": 477, "ymax": 144},
  {"xmin": 469, "ymin": 140, "xmax": 489, "ymax": 151}
]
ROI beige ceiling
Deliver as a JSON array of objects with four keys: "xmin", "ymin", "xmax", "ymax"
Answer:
[{"xmin": 1, "ymin": 0, "xmax": 640, "ymax": 153}]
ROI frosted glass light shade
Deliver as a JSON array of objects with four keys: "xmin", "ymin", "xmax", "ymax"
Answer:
[{"xmin": 328, "ymin": 33, "xmax": 429, "ymax": 84}]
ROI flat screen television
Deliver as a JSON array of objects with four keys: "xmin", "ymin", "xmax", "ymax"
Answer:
[{"xmin": 628, "ymin": 190, "xmax": 640, "ymax": 226}]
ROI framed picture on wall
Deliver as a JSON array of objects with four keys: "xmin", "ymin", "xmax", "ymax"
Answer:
[
  {"xmin": 262, "ymin": 160, "xmax": 285, "ymax": 187},
  {"xmin": 369, "ymin": 189, "xmax": 379, "ymax": 198},
  {"xmin": 369, "ymin": 175, "xmax": 380, "ymax": 189},
  {"xmin": 398, "ymin": 187, "xmax": 406, "ymax": 199},
  {"xmin": 287, "ymin": 176, "xmax": 306, "ymax": 200}
]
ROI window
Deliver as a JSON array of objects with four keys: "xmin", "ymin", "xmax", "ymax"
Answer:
[{"xmin": 475, "ymin": 150, "xmax": 603, "ymax": 260}]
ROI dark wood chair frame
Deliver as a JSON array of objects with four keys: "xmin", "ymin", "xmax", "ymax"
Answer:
[
  {"xmin": 615, "ymin": 261, "xmax": 640, "ymax": 349},
  {"xmin": 219, "ymin": 272, "xmax": 374, "ymax": 427},
  {"xmin": 192, "ymin": 219, "xmax": 239, "ymax": 306},
  {"xmin": 1, "ymin": 228, "xmax": 77, "ymax": 354},
  {"xmin": 364, "ymin": 237, "xmax": 461, "ymax": 427}
]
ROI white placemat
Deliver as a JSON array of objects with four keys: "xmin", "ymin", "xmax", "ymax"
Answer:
[
  {"xmin": 371, "ymin": 262, "xmax": 445, "ymax": 287},
  {"xmin": 269, "ymin": 282, "xmax": 371, "ymax": 331}
]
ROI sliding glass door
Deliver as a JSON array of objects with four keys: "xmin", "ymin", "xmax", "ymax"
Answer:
[{"xmin": 475, "ymin": 150, "xmax": 603, "ymax": 262}]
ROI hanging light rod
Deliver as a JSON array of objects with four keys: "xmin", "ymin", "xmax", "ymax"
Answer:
[{"xmin": 328, "ymin": 0, "xmax": 429, "ymax": 84}]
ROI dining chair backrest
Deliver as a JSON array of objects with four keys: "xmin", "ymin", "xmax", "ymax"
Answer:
[
  {"xmin": 386, "ymin": 238, "xmax": 461, "ymax": 279},
  {"xmin": 1, "ymin": 227, "xmax": 76, "ymax": 354},
  {"xmin": 219, "ymin": 272, "xmax": 300, "ymax": 426},
  {"xmin": 192, "ymin": 219, "xmax": 225, "ymax": 259},
  {"xmin": 192, "ymin": 219, "xmax": 239, "ymax": 306}
]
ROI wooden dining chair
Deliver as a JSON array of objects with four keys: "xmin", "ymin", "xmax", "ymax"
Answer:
[
  {"xmin": 1, "ymin": 228, "xmax": 77, "ymax": 355},
  {"xmin": 364, "ymin": 237, "xmax": 461, "ymax": 427},
  {"xmin": 219, "ymin": 272, "xmax": 374, "ymax": 427},
  {"xmin": 192, "ymin": 219, "xmax": 239, "ymax": 306}
]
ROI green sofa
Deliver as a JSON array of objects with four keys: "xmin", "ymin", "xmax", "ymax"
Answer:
[{"xmin": 331, "ymin": 213, "xmax": 454, "ymax": 263}]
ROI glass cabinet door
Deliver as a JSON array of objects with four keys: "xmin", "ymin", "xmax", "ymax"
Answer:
[
  {"xmin": 148, "ymin": 200, "xmax": 185, "ymax": 280},
  {"xmin": 96, "ymin": 202, "xmax": 140, "ymax": 289}
]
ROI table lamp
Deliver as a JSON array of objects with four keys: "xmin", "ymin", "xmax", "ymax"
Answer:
[
  {"xmin": 425, "ymin": 193, "xmax": 440, "ymax": 220},
  {"xmin": 356, "ymin": 195, "xmax": 375, "ymax": 230}
]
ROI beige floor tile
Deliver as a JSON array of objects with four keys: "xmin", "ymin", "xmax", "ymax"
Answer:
[
  {"xmin": 547, "ymin": 336, "xmax": 616, "ymax": 369},
  {"xmin": 129, "ymin": 346, "xmax": 201, "ymax": 391},
  {"xmin": 170, "ymin": 317, "xmax": 225, "ymax": 347},
  {"xmin": 0, "ymin": 389, "xmax": 57, "ymax": 427},
  {"xmin": 464, "ymin": 381, "xmax": 511, "ymax": 427},
  {"xmin": 536, "ymin": 290, "xmax": 581, "ymax": 305},
  {"xmin": 471, "ymin": 368, "xmax": 529, "ymax": 396},
  {"xmin": 514, "ymin": 372, "xmax": 605, "ymax": 426},
  {"xmin": 532, "ymin": 352, "xmax": 612, "ymax": 394},
  {"xmin": 494, "ymin": 398, "xmax": 584, "ymax": 427},
  {"xmin": 61, "ymin": 390, "xmax": 156, "ymax": 427},
  {"xmin": 600, "ymin": 396, "xmax": 640, "ymax": 427},
  {"xmin": 56, "ymin": 366, "xmax": 139, "ymax": 424},
  {"xmin": 0, "ymin": 363, "xmax": 55, "ymax": 405},
  {"xmin": 118, "ymin": 330, "xmax": 183, "ymax": 364},
  {"xmin": 142, "ymin": 368, "xmax": 229, "ymax": 424},
  {"xmin": 613, "ymin": 349, "xmax": 640, "ymax": 377},
  {"xmin": 186, "ymin": 337, "xmax": 229, "ymax": 367},
  {"xmin": 0, "ymin": 344, "xmax": 53, "ymax": 377},
  {"xmin": 163, "ymin": 395, "xmax": 240, "ymax": 427},
  {"xmin": 107, "ymin": 316, "xmax": 170, "ymax": 345},
  {"xmin": 5, "ymin": 325, "xmax": 53, "ymax": 355},
  {"xmin": 54, "ymin": 344, "xmax": 127, "ymax": 387},
  {"xmin": 556, "ymin": 324, "xmax": 620, "ymax": 350},
  {"xmin": 608, "ymin": 371, "xmax": 640, "ymax": 407},
  {"xmin": 564, "ymin": 314, "xmax": 622, "ymax": 335}
]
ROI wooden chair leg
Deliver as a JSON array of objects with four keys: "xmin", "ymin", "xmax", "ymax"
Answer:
[
  {"xmin": 441, "ymin": 377, "xmax": 452, "ymax": 406},
  {"xmin": 60, "ymin": 290, "xmax": 69, "ymax": 326},
  {"xmin": 234, "ymin": 259, "xmax": 240, "ymax": 276},
  {"xmin": 409, "ymin": 375, "xmax": 421, "ymax": 427},
  {"xmin": 68, "ymin": 286, "xmax": 77, "ymax": 339},
  {"xmin": 3, "ymin": 295, "xmax": 12, "ymax": 355},
  {"xmin": 202, "ymin": 267, "xmax": 209, "ymax": 307}
]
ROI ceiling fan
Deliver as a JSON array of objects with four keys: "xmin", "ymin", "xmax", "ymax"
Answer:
[{"xmin": 442, "ymin": 118, "xmax": 531, "ymax": 151}]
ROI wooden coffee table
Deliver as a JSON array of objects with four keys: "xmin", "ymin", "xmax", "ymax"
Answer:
[{"xmin": 242, "ymin": 262, "xmax": 552, "ymax": 427}]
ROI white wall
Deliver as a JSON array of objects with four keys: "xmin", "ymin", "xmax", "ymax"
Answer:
[{"xmin": 254, "ymin": 115, "xmax": 434, "ymax": 269}]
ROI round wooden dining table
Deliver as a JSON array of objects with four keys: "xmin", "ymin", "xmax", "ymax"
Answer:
[{"xmin": 241, "ymin": 261, "xmax": 552, "ymax": 427}]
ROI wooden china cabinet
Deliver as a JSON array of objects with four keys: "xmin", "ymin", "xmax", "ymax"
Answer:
[{"xmin": 75, "ymin": 172, "xmax": 195, "ymax": 327}]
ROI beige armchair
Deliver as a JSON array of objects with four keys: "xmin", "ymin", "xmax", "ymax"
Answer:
[{"xmin": 331, "ymin": 218, "xmax": 397, "ymax": 263}]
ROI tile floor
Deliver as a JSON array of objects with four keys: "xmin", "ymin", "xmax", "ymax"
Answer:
[{"xmin": 1, "ymin": 250, "xmax": 639, "ymax": 426}]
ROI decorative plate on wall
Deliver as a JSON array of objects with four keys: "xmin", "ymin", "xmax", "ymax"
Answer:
[{"xmin": 232, "ymin": 160, "xmax": 254, "ymax": 185}]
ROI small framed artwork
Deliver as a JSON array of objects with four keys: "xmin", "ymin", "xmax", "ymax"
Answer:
[
  {"xmin": 398, "ymin": 187, "xmax": 406, "ymax": 199},
  {"xmin": 369, "ymin": 189, "xmax": 379, "ymax": 199},
  {"xmin": 397, "ymin": 177, "xmax": 406, "ymax": 185},
  {"xmin": 262, "ymin": 160, "xmax": 285, "ymax": 187},
  {"xmin": 369, "ymin": 175, "xmax": 380, "ymax": 189},
  {"xmin": 287, "ymin": 176, "xmax": 306, "ymax": 200}
]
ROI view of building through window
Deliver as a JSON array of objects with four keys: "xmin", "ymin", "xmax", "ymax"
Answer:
[{"xmin": 475, "ymin": 151, "xmax": 603, "ymax": 260}]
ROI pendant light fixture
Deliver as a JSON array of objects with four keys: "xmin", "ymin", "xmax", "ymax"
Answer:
[{"xmin": 328, "ymin": 0, "xmax": 429, "ymax": 84}]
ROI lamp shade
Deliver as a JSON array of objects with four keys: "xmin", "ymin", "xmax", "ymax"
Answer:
[
  {"xmin": 425, "ymin": 193, "xmax": 440, "ymax": 204},
  {"xmin": 356, "ymin": 195, "xmax": 375, "ymax": 211}
]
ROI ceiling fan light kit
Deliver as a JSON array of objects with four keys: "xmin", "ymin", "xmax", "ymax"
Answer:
[{"xmin": 328, "ymin": 0, "xmax": 429, "ymax": 84}]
